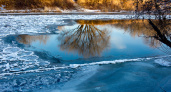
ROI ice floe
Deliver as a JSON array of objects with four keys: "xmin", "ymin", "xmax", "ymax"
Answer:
[
  {"xmin": 3, "ymin": 47, "xmax": 21, "ymax": 53},
  {"xmin": 155, "ymin": 59, "xmax": 171, "ymax": 67},
  {"xmin": 0, "ymin": 45, "xmax": 50, "ymax": 76},
  {"xmin": 0, "ymin": 70, "xmax": 74, "ymax": 92},
  {"xmin": 69, "ymin": 55, "xmax": 171, "ymax": 68}
]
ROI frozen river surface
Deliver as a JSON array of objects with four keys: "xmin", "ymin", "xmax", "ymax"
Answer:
[{"xmin": 0, "ymin": 15, "xmax": 171, "ymax": 92}]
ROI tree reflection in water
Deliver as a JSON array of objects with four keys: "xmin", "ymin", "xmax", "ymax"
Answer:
[
  {"xmin": 111, "ymin": 19, "xmax": 171, "ymax": 54},
  {"xmin": 58, "ymin": 20, "xmax": 110, "ymax": 58},
  {"xmin": 16, "ymin": 19, "xmax": 170, "ymax": 56}
]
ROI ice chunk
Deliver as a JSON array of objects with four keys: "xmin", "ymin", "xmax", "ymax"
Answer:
[
  {"xmin": 0, "ymin": 53, "xmax": 3, "ymax": 59},
  {"xmin": 3, "ymin": 47, "xmax": 20, "ymax": 53},
  {"xmin": 38, "ymin": 60, "xmax": 50, "ymax": 66},
  {"xmin": 10, "ymin": 67, "xmax": 22, "ymax": 72},
  {"xmin": 6, "ymin": 63, "xmax": 10, "ymax": 70},
  {"xmin": 154, "ymin": 59, "xmax": 171, "ymax": 67},
  {"xmin": 69, "ymin": 58, "xmax": 144, "ymax": 68},
  {"xmin": 23, "ymin": 61, "xmax": 36, "ymax": 65},
  {"xmin": 19, "ymin": 55, "xmax": 38, "ymax": 61},
  {"xmin": 2, "ymin": 55, "xmax": 16, "ymax": 61},
  {"xmin": 17, "ymin": 51, "xmax": 33, "ymax": 56}
]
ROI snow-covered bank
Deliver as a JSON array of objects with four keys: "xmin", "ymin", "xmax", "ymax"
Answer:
[{"xmin": 0, "ymin": 11, "xmax": 131, "ymax": 15}]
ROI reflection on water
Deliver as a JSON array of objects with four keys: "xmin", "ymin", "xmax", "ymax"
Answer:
[
  {"xmin": 58, "ymin": 20, "xmax": 110, "ymax": 58},
  {"xmin": 4, "ymin": 19, "xmax": 171, "ymax": 92},
  {"xmin": 16, "ymin": 19, "xmax": 171, "ymax": 59},
  {"xmin": 17, "ymin": 35, "xmax": 49, "ymax": 45},
  {"xmin": 111, "ymin": 19, "xmax": 171, "ymax": 54}
]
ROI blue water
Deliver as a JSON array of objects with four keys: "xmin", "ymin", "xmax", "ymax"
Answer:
[
  {"xmin": 16, "ymin": 24, "xmax": 165, "ymax": 60},
  {"xmin": 0, "ymin": 18, "xmax": 171, "ymax": 92}
]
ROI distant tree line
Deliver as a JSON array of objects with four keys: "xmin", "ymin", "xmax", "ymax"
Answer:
[
  {"xmin": 135, "ymin": 0, "xmax": 170, "ymax": 16},
  {"xmin": 0, "ymin": 0, "xmax": 170, "ymax": 12},
  {"xmin": 76, "ymin": 0, "xmax": 135, "ymax": 12},
  {"xmin": 0, "ymin": 0, "xmax": 76, "ymax": 10}
]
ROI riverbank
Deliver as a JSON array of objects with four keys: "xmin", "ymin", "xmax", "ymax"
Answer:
[{"xmin": 0, "ymin": 11, "xmax": 133, "ymax": 16}]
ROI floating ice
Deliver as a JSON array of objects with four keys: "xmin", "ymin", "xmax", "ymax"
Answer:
[
  {"xmin": 17, "ymin": 51, "xmax": 33, "ymax": 56},
  {"xmin": 0, "ymin": 45, "xmax": 50, "ymax": 77},
  {"xmin": 23, "ymin": 61, "xmax": 36, "ymax": 65},
  {"xmin": 154, "ymin": 59, "xmax": 171, "ymax": 67},
  {"xmin": 19, "ymin": 55, "xmax": 38, "ymax": 61},
  {"xmin": 0, "ymin": 54, "xmax": 170, "ymax": 78},
  {"xmin": 0, "ymin": 69, "xmax": 74, "ymax": 92},
  {"xmin": 70, "ymin": 56, "xmax": 171, "ymax": 68},
  {"xmin": 70, "ymin": 58, "xmax": 145, "ymax": 68},
  {"xmin": 6, "ymin": 63, "xmax": 10, "ymax": 70},
  {"xmin": 10, "ymin": 67, "xmax": 22, "ymax": 72},
  {"xmin": 38, "ymin": 60, "xmax": 50, "ymax": 66},
  {"xmin": 3, "ymin": 47, "xmax": 20, "ymax": 53}
]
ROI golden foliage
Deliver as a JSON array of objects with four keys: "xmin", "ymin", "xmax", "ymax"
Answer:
[
  {"xmin": 0, "ymin": 0, "xmax": 164, "ymax": 12},
  {"xmin": 77, "ymin": 0, "xmax": 135, "ymax": 11},
  {"xmin": 0, "ymin": 0, "xmax": 76, "ymax": 10},
  {"xmin": 76, "ymin": 20, "xmax": 125, "ymax": 25}
]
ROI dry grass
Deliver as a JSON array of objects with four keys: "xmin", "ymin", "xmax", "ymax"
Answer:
[
  {"xmin": 76, "ymin": 0, "xmax": 135, "ymax": 12},
  {"xmin": 0, "ymin": 0, "xmax": 76, "ymax": 10}
]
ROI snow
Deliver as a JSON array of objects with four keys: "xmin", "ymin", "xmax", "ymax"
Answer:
[{"xmin": 83, "ymin": 9, "xmax": 100, "ymax": 12}]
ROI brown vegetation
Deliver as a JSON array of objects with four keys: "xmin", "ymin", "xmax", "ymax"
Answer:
[
  {"xmin": 76, "ymin": 0, "xmax": 135, "ymax": 12},
  {"xmin": 0, "ymin": 0, "xmax": 76, "ymax": 10},
  {"xmin": 135, "ymin": 0, "xmax": 170, "ymax": 15},
  {"xmin": 1, "ymin": 0, "xmax": 169, "ymax": 12}
]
